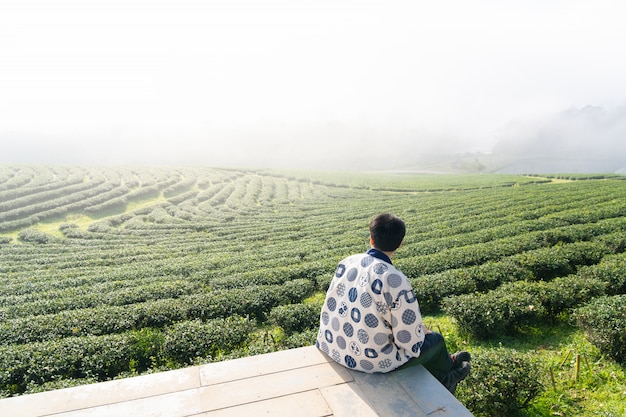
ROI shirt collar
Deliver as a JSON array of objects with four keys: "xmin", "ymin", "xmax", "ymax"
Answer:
[{"xmin": 366, "ymin": 248, "xmax": 392, "ymax": 265}]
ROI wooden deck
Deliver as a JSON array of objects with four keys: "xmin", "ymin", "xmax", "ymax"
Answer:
[{"xmin": 0, "ymin": 345, "xmax": 473, "ymax": 417}]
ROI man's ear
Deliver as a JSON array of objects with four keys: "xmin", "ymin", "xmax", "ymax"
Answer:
[{"xmin": 369, "ymin": 235, "xmax": 375, "ymax": 246}]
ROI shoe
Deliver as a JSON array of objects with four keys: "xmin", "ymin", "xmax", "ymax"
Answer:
[
  {"xmin": 441, "ymin": 361, "xmax": 470, "ymax": 395},
  {"xmin": 451, "ymin": 351, "xmax": 471, "ymax": 368}
]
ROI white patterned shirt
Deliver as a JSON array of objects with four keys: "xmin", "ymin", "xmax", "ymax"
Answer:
[{"xmin": 316, "ymin": 250, "xmax": 426, "ymax": 372}]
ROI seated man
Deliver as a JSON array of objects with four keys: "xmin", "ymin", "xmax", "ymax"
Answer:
[{"xmin": 316, "ymin": 213, "xmax": 470, "ymax": 394}]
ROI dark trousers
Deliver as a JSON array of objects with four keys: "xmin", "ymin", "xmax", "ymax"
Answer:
[{"xmin": 396, "ymin": 332, "xmax": 453, "ymax": 380}]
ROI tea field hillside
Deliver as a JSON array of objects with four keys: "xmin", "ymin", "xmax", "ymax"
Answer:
[{"xmin": 1, "ymin": 165, "xmax": 625, "ymax": 416}]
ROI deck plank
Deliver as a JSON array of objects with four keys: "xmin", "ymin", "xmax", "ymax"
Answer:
[
  {"xmin": 203, "ymin": 390, "xmax": 333, "ymax": 417},
  {"xmin": 348, "ymin": 371, "xmax": 429, "ymax": 417},
  {"xmin": 199, "ymin": 362, "xmax": 352, "ymax": 410},
  {"xmin": 393, "ymin": 365, "xmax": 474, "ymax": 417},
  {"xmin": 0, "ymin": 367, "xmax": 201, "ymax": 417},
  {"xmin": 319, "ymin": 382, "xmax": 380, "ymax": 417},
  {"xmin": 199, "ymin": 345, "xmax": 333, "ymax": 386}
]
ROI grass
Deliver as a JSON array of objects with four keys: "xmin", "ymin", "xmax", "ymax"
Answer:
[{"xmin": 425, "ymin": 313, "xmax": 626, "ymax": 417}]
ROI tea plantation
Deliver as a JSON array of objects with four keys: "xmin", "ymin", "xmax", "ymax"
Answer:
[{"xmin": 1, "ymin": 165, "xmax": 625, "ymax": 416}]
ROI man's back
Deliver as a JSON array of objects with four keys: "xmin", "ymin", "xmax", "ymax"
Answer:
[{"xmin": 316, "ymin": 250, "xmax": 426, "ymax": 373}]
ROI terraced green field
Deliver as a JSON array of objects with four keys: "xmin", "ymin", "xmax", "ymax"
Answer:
[{"xmin": 1, "ymin": 165, "xmax": 625, "ymax": 416}]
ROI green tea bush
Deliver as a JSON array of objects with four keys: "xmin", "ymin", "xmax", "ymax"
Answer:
[
  {"xmin": 0, "ymin": 280, "xmax": 316, "ymax": 344},
  {"xmin": 511, "ymin": 241, "xmax": 608, "ymax": 281},
  {"xmin": 281, "ymin": 328, "xmax": 317, "ymax": 348},
  {"xmin": 410, "ymin": 260, "xmax": 534, "ymax": 314},
  {"xmin": 409, "ymin": 270, "xmax": 477, "ymax": 314},
  {"xmin": 0, "ymin": 280, "xmax": 198, "ymax": 320},
  {"xmin": 268, "ymin": 303, "xmax": 320, "ymax": 335},
  {"xmin": 443, "ymin": 275, "xmax": 606, "ymax": 339},
  {"xmin": 162, "ymin": 316, "xmax": 252, "ymax": 365},
  {"xmin": 0, "ymin": 317, "xmax": 253, "ymax": 394},
  {"xmin": 573, "ymin": 295, "xmax": 626, "ymax": 364},
  {"xmin": 537, "ymin": 275, "xmax": 606, "ymax": 316},
  {"xmin": 0, "ymin": 334, "xmax": 131, "ymax": 395},
  {"xmin": 456, "ymin": 349, "xmax": 544, "ymax": 417},
  {"xmin": 576, "ymin": 252, "xmax": 626, "ymax": 295},
  {"xmin": 17, "ymin": 228, "xmax": 54, "ymax": 244},
  {"xmin": 282, "ymin": 279, "xmax": 317, "ymax": 303},
  {"xmin": 128, "ymin": 327, "xmax": 166, "ymax": 372},
  {"xmin": 443, "ymin": 289, "xmax": 542, "ymax": 339},
  {"xmin": 470, "ymin": 259, "xmax": 533, "ymax": 291},
  {"xmin": 593, "ymin": 231, "xmax": 626, "ymax": 255}
]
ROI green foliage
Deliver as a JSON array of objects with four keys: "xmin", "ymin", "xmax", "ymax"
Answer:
[
  {"xmin": 268, "ymin": 302, "xmax": 321, "ymax": 335},
  {"xmin": 281, "ymin": 328, "xmax": 317, "ymax": 348},
  {"xmin": 1, "ymin": 165, "xmax": 625, "ymax": 416},
  {"xmin": 410, "ymin": 270, "xmax": 477, "ymax": 314},
  {"xmin": 0, "ymin": 279, "xmax": 315, "ymax": 345},
  {"xmin": 573, "ymin": 295, "xmax": 626, "ymax": 363},
  {"xmin": 163, "ymin": 316, "xmax": 253, "ymax": 365},
  {"xmin": 0, "ymin": 334, "xmax": 131, "ymax": 395},
  {"xmin": 129, "ymin": 327, "xmax": 166, "ymax": 372},
  {"xmin": 442, "ymin": 275, "xmax": 605, "ymax": 339},
  {"xmin": 511, "ymin": 241, "xmax": 609, "ymax": 280},
  {"xmin": 455, "ymin": 349, "xmax": 544, "ymax": 417},
  {"xmin": 17, "ymin": 228, "xmax": 54, "ymax": 244},
  {"xmin": 0, "ymin": 317, "xmax": 253, "ymax": 394},
  {"xmin": 443, "ymin": 289, "xmax": 542, "ymax": 339},
  {"xmin": 577, "ymin": 252, "xmax": 626, "ymax": 295}
]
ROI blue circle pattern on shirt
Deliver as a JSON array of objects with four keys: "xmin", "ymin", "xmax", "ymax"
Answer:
[
  {"xmin": 373, "ymin": 262, "xmax": 388, "ymax": 274},
  {"xmin": 327, "ymin": 297, "xmax": 337, "ymax": 311},
  {"xmin": 335, "ymin": 264, "xmax": 346, "ymax": 277},
  {"xmin": 347, "ymin": 267, "xmax": 358, "ymax": 282},
  {"xmin": 402, "ymin": 309, "xmax": 417, "ymax": 325},
  {"xmin": 338, "ymin": 302, "xmax": 348, "ymax": 317},
  {"xmin": 348, "ymin": 287, "xmax": 358, "ymax": 302},
  {"xmin": 364, "ymin": 313, "xmax": 378, "ymax": 328},
  {"xmin": 336, "ymin": 335, "xmax": 347, "ymax": 350},
  {"xmin": 343, "ymin": 322, "xmax": 354, "ymax": 337},
  {"xmin": 361, "ymin": 256, "xmax": 374, "ymax": 267},
  {"xmin": 371, "ymin": 279, "xmax": 383, "ymax": 294},
  {"xmin": 336, "ymin": 283, "xmax": 346, "ymax": 297},
  {"xmin": 397, "ymin": 330, "xmax": 412, "ymax": 344},
  {"xmin": 350, "ymin": 307, "xmax": 361, "ymax": 323},
  {"xmin": 387, "ymin": 273, "xmax": 402, "ymax": 288},
  {"xmin": 345, "ymin": 355, "xmax": 357, "ymax": 368},
  {"xmin": 365, "ymin": 348, "xmax": 378, "ymax": 358},
  {"xmin": 322, "ymin": 311, "xmax": 329, "ymax": 325},
  {"xmin": 360, "ymin": 292, "xmax": 372, "ymax": 308},
  {"xmin": 374, "ymin": 332, "xmax": 388, "ymax": 345}
]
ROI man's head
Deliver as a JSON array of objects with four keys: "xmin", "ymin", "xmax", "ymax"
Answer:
[{"xmin": 369, "ymin": 213, "xmax": 405, "ymax": 252}]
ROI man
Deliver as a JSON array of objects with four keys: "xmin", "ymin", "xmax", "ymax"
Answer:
[{"xmin": 316, "ymin": 213, "xmax": 470, "ymax": 394}]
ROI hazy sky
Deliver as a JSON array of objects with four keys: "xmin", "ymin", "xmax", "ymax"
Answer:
[{"xmin": 1, "ymin": 0, "xmax": 626, "ymax": 167}]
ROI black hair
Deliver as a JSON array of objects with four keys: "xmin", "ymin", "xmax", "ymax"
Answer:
[{"xmin": 369, "ymin": 213, "xmax": 405, "ymax": 252}]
